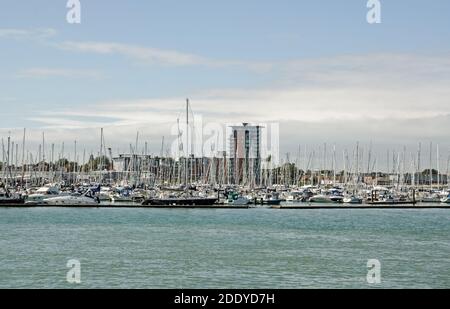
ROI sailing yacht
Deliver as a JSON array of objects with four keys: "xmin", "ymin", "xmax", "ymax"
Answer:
[
  {"xmin": 142, "ymin": 99, "xmax": 219, "ymax": 206},
  {"xmin": 0, "ymin": 187, "xmax": 24, "ymax": 205}
]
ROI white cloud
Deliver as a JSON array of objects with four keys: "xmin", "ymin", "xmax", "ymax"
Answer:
[
  {"xmin": 0, "ymin": 28, "xmax": 57, "ymax": 40},
  {"xmin": 55, "ymin": 40, "xmax": 274, "ymax": 71},
  {"xmin": 3, "ymin": 52, "xmax": 450, "ymax": 159},
  {"xmin": 17, "ymin": 68, "xmax": 106, "ymax": 79},
  {"xmin": 57, "ymin": 41, "xmax": 207, "ymax": 66}
]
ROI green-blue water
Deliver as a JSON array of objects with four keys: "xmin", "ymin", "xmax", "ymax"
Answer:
[{"xmin": 0, "ymin": 207, "xmax": 449, "ymax": 289}]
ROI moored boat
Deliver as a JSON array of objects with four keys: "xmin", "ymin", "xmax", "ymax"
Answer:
[
  {"xmin": 343, "ymin": 196, "xmax": 363, "ymax": 204},
  {"xmin": 0, "ymin": 188, "xmax": 25, "ymax": 205},
  {"xmin": 25, "ymin": 185, "xmax": 64, "ymax": 205},
  {"xmin": 441, "ymin": 195, "xmax": 450, "ymax": 204},
  {"xmin": 309, "ymin": 194, "xmax": 334, "ymax": 203},
  {"xmin": 33, "ymin": 186, "xmax": 101, "ymax": 206},
  {"xmin": 142, "ymin": 197, "xmax": 218, "ymax": 206}
]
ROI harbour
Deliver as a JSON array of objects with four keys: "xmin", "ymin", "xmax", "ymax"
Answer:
[
  {"xmin": 1, "ymin": 100, "xmax": 449, "ymax": 209},
  {"xmin": 2, "ymin": 0, "xmax": 450, "ymax": 293}
]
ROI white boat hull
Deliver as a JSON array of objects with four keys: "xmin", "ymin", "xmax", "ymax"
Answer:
[{"xmin": 43, "ymin": 196, "xmax": 99, "ymax": 206}]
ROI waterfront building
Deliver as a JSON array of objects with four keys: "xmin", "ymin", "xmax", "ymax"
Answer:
[{"xmin": 228, "ymin": 123, "xmax": 262, "ymax": 186}]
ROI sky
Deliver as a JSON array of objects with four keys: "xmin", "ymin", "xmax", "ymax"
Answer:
[{"xmin": 0, "ymin": 0, "xmax": 450, "ymax": 169}]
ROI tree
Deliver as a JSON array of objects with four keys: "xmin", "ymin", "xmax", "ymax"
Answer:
[{"xmin": 83, "ymin": 155, "xmax": 111, "ymax": 172}]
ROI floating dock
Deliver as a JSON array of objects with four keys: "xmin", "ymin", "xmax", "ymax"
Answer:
[
  {"xmin": 271, "ymin": 205, "xmax": 450, "ymax": 209},
  {"xmin": 0, "ymin": 204, "xmax": 449, "ymax": 209},
  {"xmin": 0, "ymin": 203, "xmax": 249, "ymax": 209}
]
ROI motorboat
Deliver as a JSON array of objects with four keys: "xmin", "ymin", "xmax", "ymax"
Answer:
[
  {"xmin": 142, "ymin": 196, "xmax": 218, "ymax": 206},
  {"xmin": 110, "ymin": 187, "xmax": 134, "ymax": 203},
  {"xmin": 262, "ymin": 193, "xmax": 282, "ymax": 205},
  {"xmin": 343, "ymin": 196, "xmax": 363, "ymax": 204},
  {"xmin": 441, "ymin": 195, "xmax": 450, "ymax": 204},
  {"xmin": 25, "ymin": 185, "xmax": 65, "ymax": 204},
  {"xmin": 421, "ymin": 194, "xmax": 442, "ymax": 203},
  {"xmin": 130, "ymin": 189, "xmax": 148, "ymax": 203},
  {"xmin": 223, "ymin": 191, "xmax": 251, "ymax": 205},
  {"xmin": 42, "ymin": 189, "xmax": 100, "ymax": 206},
  {"xmin": 97, "ymin": 187, "xmax": 113, "ymax": 202},
  {"xmin": 111, "ymin": 193, "xmax": 134, "ymax": 203},
  {"xmin": 228, "ymin": 196, "xmax": 251, "ymax": 206},
  {"xmin": 329, "ymin": 195, "xmax": 344, "ymax": 203},
  {"xmin": 309, "ymin": 194, "xmax": 334, "ymax": 203}
]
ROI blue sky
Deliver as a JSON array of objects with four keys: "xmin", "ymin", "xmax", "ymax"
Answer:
[{"xmin": 1, "ymin": 0, "xmax": 450, "ymax": 167}]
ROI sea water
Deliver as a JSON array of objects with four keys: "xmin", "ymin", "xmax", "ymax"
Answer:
[{"xmin": 0, "ymin": 207, "xmax": 449, "ymax": 288}]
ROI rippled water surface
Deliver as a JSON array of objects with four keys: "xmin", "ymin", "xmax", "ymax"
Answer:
[{"xmin": 0, "ymin": 207, "xmax": 449, "ymax": 288}]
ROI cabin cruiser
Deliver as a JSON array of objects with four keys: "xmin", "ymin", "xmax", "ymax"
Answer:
[
  {"xmin": 110, "ymin": 193, "xmax": 133, "ymax": 203},
  {"xmin": 309, "ymin": 192, "xmax": 343, "ymax": 203},
  {"xmin": 110, "ymin": 187, "xmax": 134, "ymax": 203},
  {"xmin": 261, "ymin": 193, "xmax": 282, "ymax": 205},
  {"xmin": 381, "ymin": 195, "xmax": 402, "ymax": 204},
  {"xmin": 130, "ymin": 189, "xmax": 148, "ymax": 203},
  {"xmin": 421, "ymin": 193, "xmax": 442, "ymax": 203},
  {"xmin": 98, "ymin": 187, "xmax": 113, "ymax": 202},
  {"xmin": 41, "ymin": 189, "xmax": 100, "ymax": 206},
  {"xmin": 441, "ymin": 194, "xmax": 450, "ymax": 204},
  {"xmin": 343, "ymin": 195, "xmax": 363, "ymax": 204},
  {"xmin": 329, "ymin": 195, "xmax": 344, "ymax": 203},
  {"xmin": 285, "ymin": 191, "xmax": 303, "ymax": 202},
  {"xmin": 25, "ymin": 185, "xmax": 65, "ymax": 204},
  {"xmin": 309, "ymin": 194, "xmax": 334, "ymax": 203},
  {"xmin": 224, "ymin": 192, "xmax": 251, "ymax": 206},
  {"xmin": 285, "ymin": 195, "xmax": 295, "ymax": 202},
  {"xmin": 226, "ymin": 196, "xmax": 251, "ymax": 206},
  {"xmin": 142, "ymin": 196, "xmax": 218, "ymax": 206}
]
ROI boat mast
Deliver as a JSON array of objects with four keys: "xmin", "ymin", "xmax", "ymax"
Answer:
[
  {"xmin": 333, "ymin": 144, "xmax": 336, "ymax": 185},
  {"xmin": 429, "ymin": 142, "xmax": 433, "ymax": 192},
  {"xmin": 437, "ymin": 143, "xmax": 440, "ymax": 190},
  {"xmin": 21, "ymin": 128, "xmax": 26, "ymax": 188},
  {"xmin": 417, "ymin": 142, "xmax": 421, "ymax": 187},
  {"xmin": 74, "ymin": 140, "xmax": 77, "ymax": 185},
  {"xmin": 51, "ymin": 143, "xmax": 55, "ymax": 182},
  {"xmin": 7, "ymin": 134, "xmax": 11, "ymax": 186},
  {"xmin": 185, "ymin": 99, "xmax": 189, "ymax": 187},
  {"xmin": 100, "ymin": 128, "xmax": 104, "ymax": 178}
]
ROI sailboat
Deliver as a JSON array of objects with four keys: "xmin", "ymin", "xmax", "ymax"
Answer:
[
  {"xmin": 0, "ymin": 186, "xmax": 24, "ymax": 205},
  {"xmin": 142, "ymin": 99, "xmax": 218, "ymax": 206}
]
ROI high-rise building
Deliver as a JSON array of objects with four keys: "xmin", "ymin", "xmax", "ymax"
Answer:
[{"xmin": 228, "ymin": 123, "xmax": 262, "ymax": 186}]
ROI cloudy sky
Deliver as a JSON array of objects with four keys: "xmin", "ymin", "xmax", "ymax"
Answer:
[{"xmin": 1, "ymin": 0, "xmax": 450, "ymax": 169}]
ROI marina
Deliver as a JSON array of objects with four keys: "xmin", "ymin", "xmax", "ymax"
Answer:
[
  {"xmin": 1, "ymin": 101, "xmax": 450, "ymax": 210},
  {"xmin": 0, "ymin": 203, "xmax": 449, "ymax": 209},
  {"xmin": 2, "ymin": 0, "xmax": 450, "ymax": 293}
]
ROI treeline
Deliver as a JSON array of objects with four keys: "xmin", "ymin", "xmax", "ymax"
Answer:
[{"xmin": 2, "ymin": 155, "xmax": 112, "ymax": 173}]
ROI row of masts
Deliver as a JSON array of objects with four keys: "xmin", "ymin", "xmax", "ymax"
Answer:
[
  {"xmin": 2, "ymin": 128, "xmax": 449, "ymax": 190},
  {"xmin": 1, "ymin": 99, "xmax": 449, "ymax": 189}
]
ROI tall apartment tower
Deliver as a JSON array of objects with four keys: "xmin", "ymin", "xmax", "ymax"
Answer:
[{"xmin": 228, "ymin": 123, "xmax": 262, "ymax": 186}]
